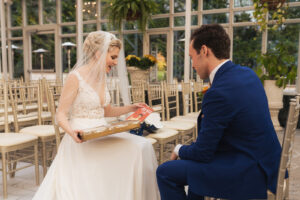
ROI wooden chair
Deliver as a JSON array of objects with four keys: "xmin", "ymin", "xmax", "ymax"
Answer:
[
  {"xmin": 148, "ymin": 82, "xmax": 165, "ymax": 121},
  {"xmin": 268, "ymin": 96, "xmax": 300, "ymax": 200},
  {"xmin": 130, "ymin": 82, "xmax": 146, "ymax": 104},
  {"xmin": 162, "ymin": 81, "xmax": 196, "ymax": 144},
  {"xmin": 0, "ymin": 81, "xmax": 39, "ymax": 199},
  {"xmin": 192, "ymin": 80, "xmax": 203, "ymax": 114},
  {"xmin": 13, "ymin": 83, "xmax": 64, "ymax": 177}
]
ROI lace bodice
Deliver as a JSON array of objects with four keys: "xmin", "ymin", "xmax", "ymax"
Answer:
[{"xmin": 69, "ymin": 71, "xmax": 111, "ymax": 119}]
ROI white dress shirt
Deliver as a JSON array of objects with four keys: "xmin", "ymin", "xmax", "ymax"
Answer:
[{"xmin": 173, "ymin": 59, "xmax": 230, "ymax": 156}]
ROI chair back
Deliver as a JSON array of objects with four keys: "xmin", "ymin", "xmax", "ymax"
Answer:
[
  {"xmin": 164, "ymin": 80, "xmax": 180, "ymax": 120},
  {"xmin": 130, "ymin": 82, "xmax": 145, "ymax": 104},
  {"xmin": 0, "ymin": 81, "xmax": 9, "ymax": 132},
  {"xmin": 276, "ymin": 96, "xmax": 300, "ymax": 200},
  {"xmin": 148, "ymin": 82, "xmax": 165, "ymax": 121},
  {"xmin": 193, "ymin": 80, "xmax": 203, "ymax": 112},
  {"xmin": 181, "ymin": 81, "xmax": 193, "ymax": 115}
]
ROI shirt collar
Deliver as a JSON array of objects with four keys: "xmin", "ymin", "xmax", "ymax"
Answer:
[{"xmin": 209, "ymin": 59, "xmax": 230, "ymax": 84}]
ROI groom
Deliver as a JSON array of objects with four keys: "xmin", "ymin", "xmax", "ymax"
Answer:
[{"xmin": 156, "ymin": 24, "xmax": 282, "ymax": 200}]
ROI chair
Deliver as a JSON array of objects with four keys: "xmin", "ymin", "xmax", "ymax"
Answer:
[
  {"xmin": 162, "ymin": 81, "xmax": 196, "ymax": 144},
  {"xmin": 0, "ymin": 81, "xmax": 39, "ymax": 199},
  {"xmin": 268, "ymin": 96, "xmax": 300, "ymax": 200},
  {"xmin": 130, "ymin": 82, "xmax": 146, "ymax": 104},
  {"xmin": 188, "ymin": 80, "xmax": 203, "ymax": 117},
  {"xmin": 148, "ymin": 82, "xmax": 165, "ymax": 121},
  {"xmin": 12, "ymin": 82, "xmax": 64, "ymax": 177}
]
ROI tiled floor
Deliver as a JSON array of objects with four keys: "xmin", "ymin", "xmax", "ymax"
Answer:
[{"xmin": 1, "ymin": 130, "xmax": 300, "ymax": 200}]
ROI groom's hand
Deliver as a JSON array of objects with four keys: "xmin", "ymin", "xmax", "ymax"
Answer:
[{"xmin": 170, "ymin": 152, "xmax": 178, "ymax": 160}]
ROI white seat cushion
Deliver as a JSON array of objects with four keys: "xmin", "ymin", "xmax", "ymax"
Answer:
[
  {"xmin": 20, "ymin": 125, "xmax": 64, "ymax": 137},
  {"xmin": 161, "ymin": 121, "xmax": 195, "ymax": 131},
  {"xmin": 152, "ymin": 105, "xmax": 162, "ymax": 112},
  {"xmin": 186, "ymin": 112, "xmax": 200, "ymax": 118},
  {"xmin": 146, "ymin": 137, "xmax": 157, "ymax": 145},
  {"xmin": 147, "ymin": 128, "xmax": 178, "ymax": 139},
  {"xmin": 171, "ymin": 115, "xmax": 197, "ymax": 122},
  {"xmin": 105, "ymin": 117, "xmax": 119, "ymax": 123},
  {"xmin": 0, "ymin": 133, "xmax": 38, "ymax": 147}
]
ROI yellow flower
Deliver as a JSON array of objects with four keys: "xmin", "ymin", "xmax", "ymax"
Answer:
[{"xmin": 144, "ymin": 54, "xmax": 157, "ymax": 63}]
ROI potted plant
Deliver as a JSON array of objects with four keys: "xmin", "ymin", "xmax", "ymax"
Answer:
[
  {"xmin": 126, "ymin": 54, "xmax": 157, "ymax": 84},
  {"xmin": 103, "ymin": 0, "xmax": 158, "ymax": 33},
  {"xmin": 252, "ymin": 0, "xmax": 293, "ymax": 130},
  {"xmin": 253, "ymin": 0, "xmax": 288, "ymax": 31}
]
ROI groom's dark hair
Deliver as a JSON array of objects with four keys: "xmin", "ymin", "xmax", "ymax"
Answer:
[{"xmin": 191, "ymin": 24, "xmax": 230, "ymax": 59}]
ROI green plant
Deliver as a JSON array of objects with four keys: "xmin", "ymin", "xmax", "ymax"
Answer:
[
  {"xmin": 126, "ymin": 54, "xmax": 157, "ymax": 70},
  {"xmin": 253, "ymin": 42, "xmax": 297, "ymax": 88},
  {"xmin": 253, "ymin": 0, "xmax": 288, "ymax": 31},
  {"xmin": 104, "ymin": 0, "xmax": 158, "ymax": 33}
]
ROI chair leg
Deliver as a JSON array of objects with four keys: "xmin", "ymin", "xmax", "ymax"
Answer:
[
  {"xmin": 34, "ymin": 143, "xmax": 40, "ymax": 185},
  {"xmin": 2, "ymin": 152, "xmax": 8, "ymax": 199},
  {"xmin": 42, "ymin": 142, "xmax": 47, "ymax": 177},
  {"xmin": 159, "ymin": 143, "xmax": 164, "ymax": 165},
  {"xmin": 11, "ymin": 152, "xmax": 17, "ymax": 178}
]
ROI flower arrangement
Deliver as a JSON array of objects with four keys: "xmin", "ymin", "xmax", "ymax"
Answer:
[{"xmin": 126, "ymin": 54, "xmax": 157, "ymax": 70}]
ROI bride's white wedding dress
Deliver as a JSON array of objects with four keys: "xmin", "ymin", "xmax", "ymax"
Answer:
[{"xmin": 33, "ymin": 71, "xmax": 160, "ymax": 200}]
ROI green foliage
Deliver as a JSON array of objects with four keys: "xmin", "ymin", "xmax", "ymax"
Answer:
[
  {"xmin": 252, "ymin": 42, "xmax": 297, "ymax": 88},
  {"xmin": 103, "ymin": 0, "xmax": 158, "ymax": 33},
  {"xmin": 253, "ymin": 0, "xmax": 288, "ymax": 32}
]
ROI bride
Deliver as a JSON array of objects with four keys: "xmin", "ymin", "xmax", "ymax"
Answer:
[{"xmin": 33, "ymin": 31, "xmax": 160, "ymax": 200}]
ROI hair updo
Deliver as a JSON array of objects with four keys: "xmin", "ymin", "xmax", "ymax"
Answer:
[{"xmin": 83, "ymin": 31, "xmax": 122, "ymax": 58}]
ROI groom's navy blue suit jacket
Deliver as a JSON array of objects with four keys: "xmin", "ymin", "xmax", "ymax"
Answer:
[{"xmin": 179, "ymin": 61, "xmax": 281, "ymax": 199}]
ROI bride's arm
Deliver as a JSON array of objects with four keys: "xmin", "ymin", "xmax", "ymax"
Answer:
[
  {"xmin": 104, "ymin": 103, "xmax": 144, "ymax": 117},
  {"xmin": 56, "ymin": 74, "xmax": 82, "ymax": 143}
]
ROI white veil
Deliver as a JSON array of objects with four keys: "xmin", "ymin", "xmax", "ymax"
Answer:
[{"xmin": 68, "ymin": 30, "xmax": 130, "ymax": 107}]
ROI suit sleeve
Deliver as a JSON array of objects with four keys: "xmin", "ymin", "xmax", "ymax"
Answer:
[{"xmin": 179, "ymin": 89, "xmax": 234, "ymax": 162}]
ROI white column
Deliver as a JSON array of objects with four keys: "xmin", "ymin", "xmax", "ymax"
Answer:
[
  {"xmin": 76, "ymin": 0, "xmax": 83, "ymax": 59},
  {"xmin": 184, "ymin": 0, "xmax": 191, "ymax": 82},
  {"xmin": 296, "ymin": 32, "xmax": 300, "ymax": 94},
  {"xmin": 55, "ymin": 0, "xmax": 62, "ymax": 80},
  {"xmin": 6, "ymin": 1, "xmax": 13, "ymax": 79},
  {"xmin": 0, "ymin": 0, "xmax": 8, "ymax": 80}
]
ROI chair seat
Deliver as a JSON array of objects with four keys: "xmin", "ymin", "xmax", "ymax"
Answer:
[
  {"xmin": 152, "ymin": 105, "xmax": 162, "ymax": 112},
  {"xmin": 0, "ymin": 133, "xmax": 38, "ymax": 147},
  {"xmin": 148, "ymin": 128, "xmax": 178, "ymax": 139},
  {"xmin": 161, "ymin": 121, "xmax": 195, "ymax": 131},
  {"xmin": 146, "ymin": 137, "xmax": 157, "ymax": 145},
  {"xmin": 0, "ymin": 115, "xmax": 14, "ymax": 124},
  {"xmin": 20, "ymin": 125, "xmax": 64, "ymax": 137},
  {"xmin": 171, "ymin": 115, "xmax": 197, "ymax": 122},
  {"xmin": 186, "ymin": 112, "xmax": 200, "ymax": 118}
]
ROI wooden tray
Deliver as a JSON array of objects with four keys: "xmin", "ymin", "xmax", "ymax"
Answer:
[{"xmin": 78, "ymin": 120, "xmax": 141, "ymax": 141}]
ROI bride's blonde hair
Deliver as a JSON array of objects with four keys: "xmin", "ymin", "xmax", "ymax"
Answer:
[{"xmin": 83, "ymin": 32, "xmax": 122, "ymax": 62}]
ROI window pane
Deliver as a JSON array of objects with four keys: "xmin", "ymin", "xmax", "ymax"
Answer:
[
  {"xmin": 234, "ymin": 0, "xmax": 253, "ymax": 7},
  {"xmin": 149, "ymin": 18, "xmax": 169, "ymax": 28},
  {"xmin": 150, "ymin": 34, "xmax": 167, "ymax": 81},
  {"xmin": 62, "ymin": 25, "xmax": 76, "ymax": 34},
  {"xmin": 287, "ymin": 6, "xmax": 300, "ymax": 19},
  {"xmin": 124, "ymin": 34, "xmax": 143, "ymax": 57},
  {"xmin": 11, "ymin": 1, "xmax": 22, "ymax": 27},
  {"xmin": 173, "ymin": 31, "xmax": 185, "ymax": 81},
  {"xmin": 27, "ymin": 0, "xmax": 38, "ymax": 25},
  {"xmin": 234, "ymin": 11, "xmax": 254, "ymax": 22},
  {"xmin": 192, "ymin": 0, "xmax": 198, "ymax": 11},
  {"xmin": 12, "ymin": 41, "xmax": 24, "ymax": 78},
  {"xmin": 268, "ymin": 24, "xmax": 300, "ymax": 69},
  {"xmin": 83, "ymin": 0, "xmax": 97, "ymax": 21},
  {"xmin": 12, "ymin": 30, "xmax": 23, "ymax": 38},
  {"xmin": 233, "ymin": 26, "xmax": 262, "ymax": 68},
  {"xmin": 43, "ymin": 0, "xmax": 56, "ymax": 24},
  {"xmin": 101, "ymin": 22, "xmax": 116, "ymax": 31},
  {"xmin": 203, "ymin": 0, "xmax": 229, "ymax": 10},
  {"xmin": 62, "ymin": 0, "xmax": 76, "ymax": 22},
  {"xmin": 174, "ymin": 0, "xmax": 185, "ymax": 13},
  {"xmin": 62, "ymin": 38, "xmax": 77, "ymax": 73},
  {"xmin": 203, "ymin": 13, "xmax": 229, "ymax": 24},
  {"xmin": 83, "ymin": 23, "xmax": 97, "ymax": 33},
  {"xmin": 153, "ymin": 0, "xmax": 169, "ymax": 14},
  {"xmin": 32, "ymin": 34, "xmax": 55, "ymax": 71},
  {"xmin": 174, "ymin": 16, "xmax": 185, "ymax": 27},
  {"xmin": 192, "ymin": 15, "xmax": 198, "ymax": 25}
]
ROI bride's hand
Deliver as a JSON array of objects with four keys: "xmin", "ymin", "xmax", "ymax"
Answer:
[
  {"xmin": 130, "ymin": 103, "xmax": 147, "ymax": 112},
  {"xmin": 71, "ymin": 130, "xmax": 84, "ymax": 143}
]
